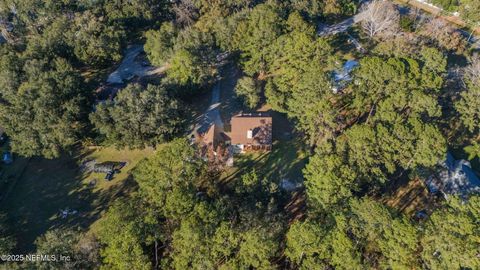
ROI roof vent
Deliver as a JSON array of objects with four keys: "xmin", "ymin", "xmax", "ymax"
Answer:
[{"xmin": 247, "ymin": 129, "xmax": 253, "ymax": 139}]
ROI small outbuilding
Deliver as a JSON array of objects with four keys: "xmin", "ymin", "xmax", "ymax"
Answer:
[
  {"xmin": 425, "ymin": 152, "xmax": 480, "ymax": 198},
  {"xmin": 93, "ymin": 161, "xmax": 126, "ymax": 174}
]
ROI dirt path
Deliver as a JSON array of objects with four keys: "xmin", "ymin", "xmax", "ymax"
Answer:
[
  {"xmin": 317, "ymin": 12, "xmax": 366, "ymax": 36},
  {"xmin": 192, "ymin": 64, "xmax": 241, "ymax": 136},
  {"xmin": 396, "ymin": 0, "xmax": 464, "ymax": 27},
  {"xmin": 319, "ymin": 0, "xmax": 480, "ymax": 48},
  {"xmin": 195, "ymin": 80, "xmax": 224, "ymax": 135},
  {"xmin": 317, "ymin": 0, "xmax": 370, "ymax": 36},
  {"xmin": 107, "ymin": 45, "xmax": 166, "ymax": 84}
]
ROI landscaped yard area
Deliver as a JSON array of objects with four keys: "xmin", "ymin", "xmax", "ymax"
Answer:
[
  {"xmin": 221, "ymin": 103, "xmax": 309, "ymax": 188},
  {"xmin": 221, "ymin": 138, "xmax": 308, "ymax": 185},
  {"xmin": 0, "ymin": 146, "xmax": 153, "ymax": 252},
  {"xmin": 212, "ymin": 59, "xmax": 310, "ymax": 186}
]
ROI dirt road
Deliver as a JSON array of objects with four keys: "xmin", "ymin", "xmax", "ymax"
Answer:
[
  {"xmin": 107, "ymin": 45, "xmax": 166, "ymax": 84},
  {"xmin": 192, "ymin": 64, "xmax": 241, "ymax": 138},
  {"xmin": 317, "ymin": 12, "xmax": 366, "ymax": 36}
]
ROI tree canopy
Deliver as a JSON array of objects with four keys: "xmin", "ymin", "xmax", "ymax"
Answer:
[
  {"xmin": 3, "ymin": 1, "xmax": 480, "ymax": 269},
  {"xmin": 0, "ymin": 56, "xmax": 87, "ymax": 158},
  {"xmin": 235, "ymin": 76, "xmax": 261, "ymax": 109},
  {"xmin": 420, "ymin": 196, "xmax": 480, "ymax": 269},
  {"xmin": 286, "ymin": 198, "xmax": 419, "ymax": 269},
  {"xmin": 90, "ymin": 84, "xmax": 185, "ymax": 149}
]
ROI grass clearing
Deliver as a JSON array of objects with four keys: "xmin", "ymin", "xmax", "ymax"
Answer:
[
  {"xmin": 0, "ymin": 146, "xmax": 153, "ymax": 252},
  {"xmin": 221, "ymin": 138, "xmax": 308, "ymax": 186}
]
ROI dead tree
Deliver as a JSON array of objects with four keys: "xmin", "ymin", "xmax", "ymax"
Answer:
[
  {"xmin": 360, "ymin": 0, "xmax": 400, "ymax": 38},
  {"xmin": 172, "ymin": 0, "xmax": 199, "ymax": 27},
  {"xmin": 421, "ymin": 18, "xmax": 467, "ymax": 53},
  {"xmin": 465, "ymin": 54, "xmax": 480, "ymax": 84}
]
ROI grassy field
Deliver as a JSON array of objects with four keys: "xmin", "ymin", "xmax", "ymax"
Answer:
[
  {"xmin": 221, "ymin": 138, "xmax": 308, "ymax": 185},
  {"xmin": 0, "ymin": 146, "xmax": 153, "ymax": 252}
]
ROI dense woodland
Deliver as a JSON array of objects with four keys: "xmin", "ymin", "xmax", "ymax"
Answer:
[{"xmin": 0, "ymin": 0, "xmax": 479, "ymax": 269}]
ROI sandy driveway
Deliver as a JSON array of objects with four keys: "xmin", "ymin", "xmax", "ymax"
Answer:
[
  {"xmin": 196, "ymin": 81, "xmax": 224, "ymax": 135},
  {"xmin": 317, "ymin": 12, "xmax": 366, "ymax": 36},
  {"xmin": 107, "ymin": 45, "xmax": 166, "ymax": 84},
  {"xmin": 192, "ymin": 63, "xmax": 241, "ymax": 139}
]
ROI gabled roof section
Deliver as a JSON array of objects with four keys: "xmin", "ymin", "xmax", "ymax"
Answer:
[{"xmin": 230, "ymin": 113, "xmax": 272, "ymax": 146}]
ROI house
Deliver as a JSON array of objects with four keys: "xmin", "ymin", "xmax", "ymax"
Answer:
[
  {"xmin": 229, "ymin": 113, "xmax": 272, "ymax": 152},
  {"xmin": 197, "ymin": 123, "xmax": 231, "ymax": 163},
  {"xmin": 425, "ymin": 152, "xmax": 480, "ymax": 198}
]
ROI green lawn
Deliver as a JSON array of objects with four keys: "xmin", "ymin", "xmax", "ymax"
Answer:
[
  {"xmin": 0, "ymin": 147, "xmax": 153, "ymax": 252},
  {"xmin": 220, "ymin": 92, "xmax": 310, "ymax": 186},
  {"xmin": 221, "ymin": 138, "xmax": 308, "ymax": 186}
]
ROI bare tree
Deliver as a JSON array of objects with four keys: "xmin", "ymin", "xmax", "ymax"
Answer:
[
  {"xmin": 409, "ymin": 7, "xmax": 428, "ymax": 30},
  {"xmin": 172, "ymin": 0, "xmax": 199, "ymax": 27},
  {"xmin": 360, "ymin": 0, "xmax": 400, "ymax": 38},
  {"xmin": 465, "ymin": 54, "xmax": 480, "ymax": 84},
  {"xmin": 420, "ymin": 18, "xmax": 467, "ymax": 53}
]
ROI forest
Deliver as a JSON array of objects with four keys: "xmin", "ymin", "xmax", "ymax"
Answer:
[{"xmin": 0, "ymin": 0, "xmax": 479, "ymax": 269}]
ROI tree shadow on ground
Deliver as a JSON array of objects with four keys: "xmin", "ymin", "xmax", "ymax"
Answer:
[
  {"xmin": 221, "ymin": 138, "xmax": 308, "ymax": 186},
  {"xmin": 221, "ymin": 109, "xmax": 308, "ymax": 185},
  {"xmin": 1, "ymin": 148, "xmax": 137, "ymax": 253},
  {"xmin": 219, "ymin": 63, "xmax": 243, "ymax": 125}
]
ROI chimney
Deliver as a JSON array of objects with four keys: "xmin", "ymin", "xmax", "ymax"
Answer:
[{"xmin": 247, "ymin": 129, "xmax": 253, "ymax": 139}]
